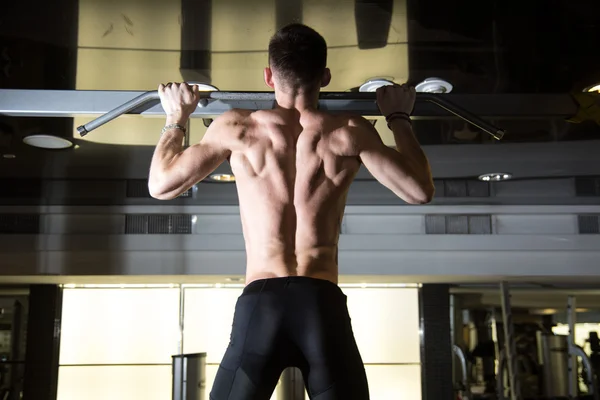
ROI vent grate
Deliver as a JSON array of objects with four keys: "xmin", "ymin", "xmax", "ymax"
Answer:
[
  {"xmin": 126, "ymin": 180, "xmax": 151, "ymax": 198},
  {"xmin": 126, "ymin": 180, "xmax": 192, "ymax": 198},
  {"xmin": 0, "ymin": 179, "xmax": 43, "ymax": 198},
  {"xmin": 575, "ymin": 177, "xmax": 600, "ymax": 197},
  {"xmin": 426, "ymin": 215, "xmax": 492, "ymax": 234},
  {"xmin": 578, "ymin": 215, "xmax": 600, "ymax": 234},
  {"xmin": 433, "ymin": 180, "xmax": 490, "ymax": 198},
  {"xmin": 125, "ymin": 214, "xmax": 193, "ymax": 234},
  {"xmin": 0, "ymin": 214, "xmax": 41, "ymax": 234}
]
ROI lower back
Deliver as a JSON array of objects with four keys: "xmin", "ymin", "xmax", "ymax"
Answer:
[{"xmin": 245, "ymin": 246, "xmax": 339, "ymax": 285}]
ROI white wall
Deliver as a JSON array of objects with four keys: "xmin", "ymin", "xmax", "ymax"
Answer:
[{"xmin": 56, "ymin": 284, "xmax": 421, "ymax": 400}]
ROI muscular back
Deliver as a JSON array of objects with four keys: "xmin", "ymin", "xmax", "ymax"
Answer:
[{"xmin": 228, "ymin": 109, "xmax": 361, "ymax": 284}]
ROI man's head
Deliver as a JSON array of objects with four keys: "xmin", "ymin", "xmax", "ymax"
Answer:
[{"xmin": 265, "ymin": 24, "xmax": 331, "ymax": 93}]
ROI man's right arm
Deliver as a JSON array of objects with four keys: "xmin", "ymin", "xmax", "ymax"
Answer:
[{"xmin": 351, "ymin": 116, "xmax": 434, "ymax": 204}]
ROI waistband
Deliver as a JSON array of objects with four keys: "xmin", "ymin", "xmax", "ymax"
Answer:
[{"xmin": 243, "ymin": 276, "xmax": 341, "ymax": 295}]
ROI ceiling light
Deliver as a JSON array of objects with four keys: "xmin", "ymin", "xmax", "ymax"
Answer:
[
  {"xmin": 478, "ymin": 172, "xmax": 512, "ymax": 182},
  {"xmin": 2, "ymin": 154, "xmax": 16, "ymax": 159},
  {"xmin": 23, "ymin": 134, "xmax": 73, "ymax": 149},
  {"xmin": 209, "ymin": 174, "xmax": 235, "ymax": 182},
  {"xmin": 415, "ymin": 77, "xmax": 453, "ymax": 93},
  {"xmin": 585, "ymin": 84, "xmax": 600, "ymax": 93},
  {"xmin": 359, "ymin": 79, "xmax": 395, "ymax": 92}
]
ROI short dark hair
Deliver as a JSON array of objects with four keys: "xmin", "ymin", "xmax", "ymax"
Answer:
[{"xmin": 268, "ymin": 24, "xmax": 327, "ymax": 91}]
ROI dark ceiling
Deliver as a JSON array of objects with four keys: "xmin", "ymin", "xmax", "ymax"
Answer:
[{"xmin": 0, "ymin": 0, "xmax": 599, "ymax": 184}]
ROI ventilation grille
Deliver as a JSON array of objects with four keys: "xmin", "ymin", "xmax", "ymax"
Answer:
[
  {"xmin": 575, "ymin": 177, "xmax": 600, "ymax": 197},
  {"xmin": 434, "ymin": 180, "xmax": 490, "ymax": 198},
  {"xmin": 0, "ymin": 214, "xmax": 41, "ymax": 234},
  {"xmin": 125, "ymin": 214, "xmax": 192, "ymax": 234},
  {"xmin": 578, "ymin": 215, "xmax": 600, "ymax": 234},
  {"xmin": 0, "ymin": 179, "xmax": 43, "ymax": 198},
  {"xmin": 126, "ymin": 180, "xmax": 151, "ymax": 198},
  {"xmin": 126, "ymin": 180, "xmax": 192, "ymax": 198},
  {"xmin": 426, "ymin": 215, "xmax": 492, "ymax": 234}
]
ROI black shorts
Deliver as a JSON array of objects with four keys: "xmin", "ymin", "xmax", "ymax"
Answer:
[{"xmin": 209, "ymin": 276, "xmax": 370, "ymax": 400}]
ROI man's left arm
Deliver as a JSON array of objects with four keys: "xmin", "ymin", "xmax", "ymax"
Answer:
[{"xmin": 148, "ymin": 82, "xmax": 242, "ymax": 200}]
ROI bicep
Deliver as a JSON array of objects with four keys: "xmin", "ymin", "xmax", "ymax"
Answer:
[
  {"xmin": 353, "ymin": 122, "xmax": 424, "ymax": 202},
  {"xmin": 176, "ymin": 118, "xmax": 233, "ymax": 180},
  {"xmin": 159, "ymin": 117, "xmax": 234, "ymax": 196}
]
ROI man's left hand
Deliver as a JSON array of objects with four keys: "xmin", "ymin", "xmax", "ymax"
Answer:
[{"xmin": 158, "ymin": 82, "xmax": 200, "ymax": 123}]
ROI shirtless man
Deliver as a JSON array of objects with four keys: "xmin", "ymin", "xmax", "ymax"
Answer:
[{"xmin": 149, "ymin": 24, "xmax": 434, "ymax": 400}]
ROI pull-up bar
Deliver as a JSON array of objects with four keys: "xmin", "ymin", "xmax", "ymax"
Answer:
[{"xmin": 74, "ymin": 90, "xmax": 506, "ymax": 140}]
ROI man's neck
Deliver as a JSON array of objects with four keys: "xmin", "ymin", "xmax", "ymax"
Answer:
[{"xmin": 274, "ymin": 88, "xmax": 319, "ymax": 112}]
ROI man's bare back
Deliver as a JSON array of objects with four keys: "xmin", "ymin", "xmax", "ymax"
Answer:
[
  {"xmin": 228, "ymin": 108, "xmax": 362, "ymax": 284},
  {"xmin": 148, "ymin": 83, "xmax": 434, "ymax": 287}
]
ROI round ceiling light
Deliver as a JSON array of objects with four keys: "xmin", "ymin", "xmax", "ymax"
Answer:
[
  {"xmin": 478, "ymin": 172, "xmax": 513, "ymax": 182},
  {"xmin": 415, "ymin": 78, "xmax": 453, "ymax": 93},
  {"xmin": 584, "ymin": 83, "xmax": 600, "ymax": 93},
  {"xmin": 209, "ymin": 173, "xmax": 236, "ymax": 182},
  {"xmin": 359, "ymin": 79, "xmax": 395, "ymax": 92},
  {"xmin": 23, "ymin": 135, "xmax": 73, "ymax": 149}
]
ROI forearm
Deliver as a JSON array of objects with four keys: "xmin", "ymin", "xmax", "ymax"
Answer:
[
  {"xmin": 389, "ymin": 119, "xmax": 433, "ymax": 184},
  {"xmin": 148, "ymin": 116, "xmax": 188, "ymax": 196}
]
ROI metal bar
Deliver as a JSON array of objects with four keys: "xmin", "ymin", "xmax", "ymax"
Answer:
[
  {"xmin": 76, "ymin": 91, "xmax": 160, "ymax": 135},
  {"xmin": 0, "ymin": 89, "xmax": 579, "ymax": 118},
  {"xmin": 567, "ymin": 295, "xmax": 578, "ymax": 398},
  {"xmin": 72, "ymin": 90, "xmax": 504, "ymax": 139},
  {"xmin": 500, "ymin": 281, "xmax": 521, "ymax": 400},
  {"xmin": 570, "ymin": 344, "xmax": 600, "ymax": 400},
  {"xmin": 4, "ymin": 91, "xmax": 581, "ymax": 141},
  {"xmin": 420, "ymin": 94, "xmax": 505, "ymax": 140}
]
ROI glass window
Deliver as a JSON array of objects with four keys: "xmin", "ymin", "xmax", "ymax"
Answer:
[
  {"xmin": 59, "ymin": 288, "xmax": 180, "ymax": 365},
  {"xmin": 182, "ymin": 287, "xmax": 242, "ymax": 364},
  {"xmin": 365, "ymin": 365, "xmax": 422, "ymax": 399},
  {"xmin": 343, "ymin": 288, "xmax": 421, "ymax": 364},
  {"xmin": 57, "ymin": 365, "xmax": 171, "ymax": 400}
]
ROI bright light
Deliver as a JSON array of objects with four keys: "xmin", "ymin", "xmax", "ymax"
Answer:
[
  {"xmin": 478, "ymin": 172, "xmax": 513, "ymax": 182},
  {"xmin": 585, "ymin": 84, "xmax": 600, "ymax": 93},
  {"xmin": 2, "ymin": 154, "xmax": 16, "ymax": 159},
  {"xmin": 415, "ymin": 77, "xmax": 453, "ymax": 93},
  {"xmin": 23, "ymin": 134, "xmax": 73, "ymax": 149},
  {"xmin": 359, "ymin": 79, "xmax": 395, "ymax": 93},
  {"xmin": 209, "ymin": 174, "xmax": 236, "ymax": 182}
]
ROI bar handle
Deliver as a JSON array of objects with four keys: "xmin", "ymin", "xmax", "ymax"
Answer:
[
  {"xmin": 418, "ymin": 94, "xmax": 505, "ymax": 140},
  {"xmin": 77, "ymin": 91, "xmax": 161, "ymax": 137},
  {"xmin": 76, "ymin": 91, "xmax": 505, "ymax": 141}
]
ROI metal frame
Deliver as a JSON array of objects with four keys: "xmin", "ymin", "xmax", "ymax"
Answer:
[
  {"xmin": 0, "ymin": 90, "xmax": 578, "ymax": 119},
  {"xmin": 500, "ymin": 281, "xmax": 521, "ymax": 400},
  {"xmin": 567, "ymin": 295, "xmax": 578, "ymax": 397},
  {"xmin": 0, "ymin": 89, "xmax": 582, "ymax": 138},
  {"xmin": 70, "ymin": 90, "xmax": 507, "ymax": 139}
]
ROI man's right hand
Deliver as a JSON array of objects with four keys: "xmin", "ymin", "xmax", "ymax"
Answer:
[
  {"xmin": 158, "ymin": 82, "xmax": 200, "ymax": 123},
  {"xmin": 375, "ymin": 84, "xmax": 416, "ymax": 117}
]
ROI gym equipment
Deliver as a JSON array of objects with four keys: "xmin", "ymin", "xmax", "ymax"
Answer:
[
  {"xmin": 73, "ymin": 89, "xmax": 505, "ymax": 140},
  {"xmin": 71, "ymin": 90, "xmax": 504, "ymax": 140},
  {"xmin": 453, "ymin": 345, "xmax": 472, "ymax": 400},
  {"xmin": 495, "ymin": 288, "xmax": 600, "ymax": 400},
  {"xmin": 172, "ymin": 353, "xmax": 206, "ymax": 400}
]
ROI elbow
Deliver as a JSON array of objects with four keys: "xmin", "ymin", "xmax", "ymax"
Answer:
[
  {"xmin": 406, "ymin": 183, "xmax": 435, "ymax": 205},
  {"xmin": 148, "ymin": 178, "xmax": 175, "ymax": 201}
]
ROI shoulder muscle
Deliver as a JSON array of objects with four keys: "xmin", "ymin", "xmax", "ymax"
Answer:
[{"xmin": 202, "ymin": 109, "xmax": 252, "ymax": 149}]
